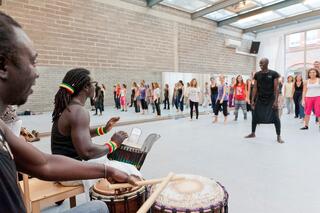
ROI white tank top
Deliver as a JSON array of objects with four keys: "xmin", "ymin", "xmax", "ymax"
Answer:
[
  {"xmin": 306, "ymin": 78, "xmax": 320, "ymax": 97},
  {"xmin": 120, "ymin": 89, "xmax": 125, "ymax": 97}
]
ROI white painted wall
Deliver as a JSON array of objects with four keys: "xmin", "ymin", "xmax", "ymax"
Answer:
[{"xmin": 256, "ymin": 18, "xmax": 320, "ymax": 75}]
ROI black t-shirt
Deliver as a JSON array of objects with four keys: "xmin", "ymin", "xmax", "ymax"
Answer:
[
  {"xmin": 294, "ymin": 81, "xmax": 303, "ymax": 93},
  {"xmin": 254, "ymin": 70, "xmax": 280, "ymax": 103},
  {"xmin": 0, "ymin": 129, "xmax": 26, "ymax": 213},
  {"xmin": 164, "ymin": 88, "xmax": 169, "ymax": 98}
]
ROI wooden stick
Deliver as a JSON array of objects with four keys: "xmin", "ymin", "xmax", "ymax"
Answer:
[
  {"xmin": 137, "ymin": 172, "xmax": 175, "ymax": 213},
  {"xmin": 107, "ymin": 175, "xmax": 184, "ymax": 190}
]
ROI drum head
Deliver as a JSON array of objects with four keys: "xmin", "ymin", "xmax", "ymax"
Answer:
[
  {"xmin": 151, "ymin": 174, "xmax": 228, "ymax": 212},
  {"xmin": 92, "ymin": 179, "xmax": 145, "ymax": 201}
]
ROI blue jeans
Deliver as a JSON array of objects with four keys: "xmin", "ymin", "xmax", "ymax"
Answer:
[
  {"xmin": 175, "ymin": 95, "xmax": 184, "ymax": 111},
  {"xmin": 64, "ymin": 201, "xmax": 109, "ymax": 213},
  {"xmin": 299, "ymin": 104, "xmax": 305, "ymax": 118},
  {"xmin": 234, "ymin": 100, "xmax": 247, "ymax": 119},
  {"xmin": 211, "ymin": 94, "xmax": 217, "ymax": 113}
]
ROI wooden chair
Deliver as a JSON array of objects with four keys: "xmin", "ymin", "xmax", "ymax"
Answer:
[{"xmin": 19, "ymin": 173, "xmax": 84, "ymax": 213}]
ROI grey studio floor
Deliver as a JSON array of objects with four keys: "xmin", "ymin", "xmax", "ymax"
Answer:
[{"xmin": 25, "ymin": 107, "xmax": 320, "ymax": 213}]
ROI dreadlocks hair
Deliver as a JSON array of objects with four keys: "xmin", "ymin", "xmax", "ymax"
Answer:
[{"xmin": 52, "ymin": 68, "xmax": 91, "ymax": 122}]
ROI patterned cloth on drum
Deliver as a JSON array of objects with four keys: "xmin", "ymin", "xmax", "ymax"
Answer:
[
  {"xmin": 90, "ymin": 179, "xmax": 147, "ymax": 213},
  {"xmin": 151, "ymin": 174, "xmax": 228, "ymax": 213}
]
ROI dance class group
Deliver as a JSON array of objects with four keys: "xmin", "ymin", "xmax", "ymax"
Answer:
[{"xmin": 1, "ymin": 10, "xmax": 320, "ymax": 213}]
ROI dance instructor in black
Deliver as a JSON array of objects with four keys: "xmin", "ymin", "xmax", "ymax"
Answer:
[{"xmin": 245, "ymin": 58, "xmax": 284, "ymax": 143}]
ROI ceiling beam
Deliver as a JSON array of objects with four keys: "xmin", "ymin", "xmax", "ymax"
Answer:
[
  {"xmin": 218, "ymin": 0, "xmax": 305, "ymax": 27},
  {"xmin": 191, "ymin": 0, "xmax": 243, "ymax": 20},
  {"xmin": 147, "ymin": 0, "xmax": 164, "ymax": 7},
  {"xmin": 244, "ymin": 10, "xmax": 320, "ymax": 33}
]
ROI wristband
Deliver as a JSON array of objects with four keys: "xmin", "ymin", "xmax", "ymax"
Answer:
[
  {"xmin": 105, "ymin": 141, "xmax": 118, "ymax": 153},
  {"xmin": 96, "ymin": 126, "xmax": 107, "ymax": 136}
]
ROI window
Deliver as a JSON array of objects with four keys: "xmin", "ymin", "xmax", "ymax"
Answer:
[
  {"xmin": 288, "ymin": 33, "xmax": 303, "ymax": 48},
  {"xmin": 285, "ymin": 29, "xmax": 320, "ymax": 77},
  {"xmin": 306, "ymin": 29, "xmax": 319, "ymax": 45}
]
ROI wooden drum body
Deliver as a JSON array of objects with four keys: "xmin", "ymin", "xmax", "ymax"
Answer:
[
  {"xmin": 151, "ymin": 174, "xmax": 228, "ymax": 213},
  {"xmin": 90, "ymin": 179, "xmax": 148, "ymax": 213}
]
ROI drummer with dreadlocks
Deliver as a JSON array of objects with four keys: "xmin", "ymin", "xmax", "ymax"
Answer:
[{"xmin": 51, "ymin": 68, "xmax": 141, "ymax": 188}]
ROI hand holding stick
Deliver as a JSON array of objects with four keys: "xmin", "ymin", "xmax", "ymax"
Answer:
[{"xmin": 137, "ymin": 172, "xmax": 175, "ymax": 213}]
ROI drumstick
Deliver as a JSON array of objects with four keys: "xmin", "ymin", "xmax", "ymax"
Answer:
[
  {"xmin": 137, "ymin": 172, "xmax": 175, "ymax": 213},
  {"xmin": 107, "ymin": 175, "xmax": 184, "ymax": 190}
]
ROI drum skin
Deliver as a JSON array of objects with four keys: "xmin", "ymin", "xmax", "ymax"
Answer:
[{"xmin": 151, "ymin": 174, "xmax": 228, "ymax": 213}]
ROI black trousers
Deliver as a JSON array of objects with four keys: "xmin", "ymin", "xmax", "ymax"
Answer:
[
  {"xmin": 214, "ymin": 100, "xmax": 228, "ymax": 116},
  {"xmin": 154, "ymin": 98, "xmax": 161, "ymax": 115},
  {"xmin": 95, "ymin": 100, "xmax": 103, "ymax": 114},
  {"xmin": 293, "ymin": 92, "xmax": 302, "ymax": 118},
  {"xmin": 141, "ymin": 99, "xmax": 148, "ymax": 110},
  {"xmin": 190, "ymin": 100, "xmax": 199, "ymax": 119},
  {"xmin": 115, "ymin": 97, "xmax": 121, "ymax": 109},
  {"xmin": 163, "ymin": 96, "xmax": 170, "ymax": 109},
  {"xmin": 130, "ymin": 95, "xmax": 134, "ymax": 107},
  {"xmin": 134, "ymin": 100, "xmax": 140, "ymax": 113}
]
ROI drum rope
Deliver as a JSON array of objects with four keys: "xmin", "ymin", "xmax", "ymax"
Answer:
[
  {"xmin": 124, "ymin": 196, "xmax": 130, "ymax": 212},
  {"xmin": 110, "ymin": 197, "xmax": 115, "ymax": 213}
]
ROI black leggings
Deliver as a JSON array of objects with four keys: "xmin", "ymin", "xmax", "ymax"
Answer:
[
  {"xmin": 155, "ymin": 98, "xmax": 161, "ymax": 115},
  {"xmin": 189, "ymin": 101, "xmax": 199, "ymax": 119},
  {"xmin": 163, "ymin": 96, "xmax": 170, "ymax": 109},
  {"xmin": 134, "ymin": 100, "xmax": 140, "ymax": 113},
  {"xmin": 251, "ymin": 116, "xmax": 281, "ymax": 135},
  {"xmin": 141, "ymin": 99, "xmax": 148, "ymax": 110},
  {"xmin": 293, "ymin": 92, "xmax": 302, "ymax": 117},
  {"xmin": 214, "ymin": 100, "xmax": 228, "ymax": 116}
]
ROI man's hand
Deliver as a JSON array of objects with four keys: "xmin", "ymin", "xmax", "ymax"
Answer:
[
  {"xmin": 220, "ymin": 99, "xmax": 223, "ymax": 104},
  {"xmin": 272, "ymin": 101, "xmax": 278, "ymax": 109},
  {"xmin": 108, "ymin": 167, "xmax": 139, "ymax": 186},
  {"xmin": 111, "ymin": 131, "xmax": 128, "ymax": 147},
  {"xmin": 105, "ymin": 117, "xmax": 120, "ymax": 132},
  {"xmin": 251, "ymin": 101, "xmax": 255, "ymax": 110}
]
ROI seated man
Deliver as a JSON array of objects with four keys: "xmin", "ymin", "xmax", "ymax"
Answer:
[
  {"xmin": 0, "ymin": 11, "xmax": 137, "ymax": 213},
  {"xmin": 51, "ymin": 68, "xmax": 141, "ymax": 189}
]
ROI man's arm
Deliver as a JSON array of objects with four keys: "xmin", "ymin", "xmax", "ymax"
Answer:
[
  {"xmin": 251, "ymin": 81, "xmax": 257, "ymax": 106},
  {"xmin": 246, "ymin": 82, "xmax": 251, "ymax": 103},
  {"xmin": 69, "ymin": 108, "xmax": 113, "ymax": 160},
  {"xmin": 1, "ymin": 121, "xmax": 134, "ymax": 183},
  {"xmin": 89, "ymin": 117, "xmax": 120, "ymax": 138},
  {"xmin": 273, "ymin": 77, "xmax": 280, "ymax": 108},
  {"xmin": 302, "ymin": 81, "xmax": 307, "ymax": 106}
]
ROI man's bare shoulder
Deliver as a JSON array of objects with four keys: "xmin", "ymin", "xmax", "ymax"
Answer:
[{"xmin": 65, "ymin": 105, "xmax": 90, "ymax": 124}]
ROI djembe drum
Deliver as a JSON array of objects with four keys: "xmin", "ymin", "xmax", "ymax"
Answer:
[
  {"xmin": 151, "ymin": 174, "xmax": 228, "ymax": 213},
  {"xmin": 90, "ymin": 179, "xmax": 148, "ymax": 213}
]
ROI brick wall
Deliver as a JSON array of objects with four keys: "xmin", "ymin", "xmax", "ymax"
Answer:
[{"xmin": 0, "ymin": 0, "xmax": 255, "ymax": 112}]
